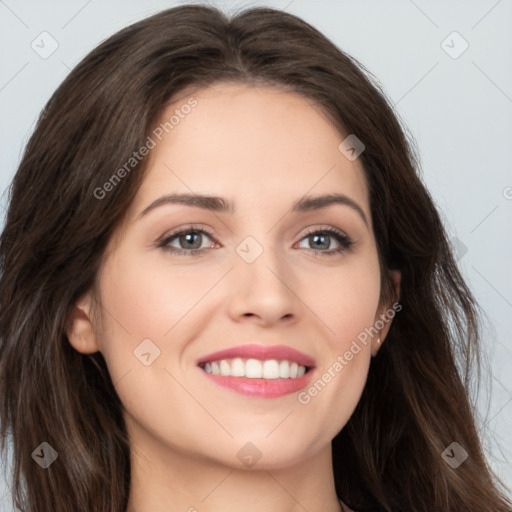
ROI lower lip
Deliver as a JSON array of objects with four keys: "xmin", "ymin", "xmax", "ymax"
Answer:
[{"xmin": 200, "ymin": 369, "xmax": 314, "ymax": 398}]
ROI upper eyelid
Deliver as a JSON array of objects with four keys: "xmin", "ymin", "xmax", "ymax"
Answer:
[{"xmin": 162, "ymin": 224, "xmax": 348, "ymax": 236}]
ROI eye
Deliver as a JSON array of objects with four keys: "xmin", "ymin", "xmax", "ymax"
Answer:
[
  {"xmin": 158, "ymin": 226, "xmax": 217, "ymax": 256},
  {"xmin": 296, "ymin": 227, "xmax": 354, "ymax": 257},
  {"xmin": 158, "ymin": 225, "xmax": 354, "ymax": 257}
]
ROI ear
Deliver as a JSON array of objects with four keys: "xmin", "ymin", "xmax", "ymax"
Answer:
[
  {"xmin": 66, "ymin": 291, "xmax": 101, "ymax": 354},
  {"xmin": 371, "ymin": 269, "xmax": 401, "ymax": 357}
]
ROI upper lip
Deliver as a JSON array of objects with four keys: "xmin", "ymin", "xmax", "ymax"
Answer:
[{"xmin": 197, "ymin": 344, "xmax": 316, "ymax": 368}]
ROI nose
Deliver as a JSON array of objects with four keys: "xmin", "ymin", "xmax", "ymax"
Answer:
[{"xmin": 226, "ymin": 237, "xmax": 299, "ymax": 327}]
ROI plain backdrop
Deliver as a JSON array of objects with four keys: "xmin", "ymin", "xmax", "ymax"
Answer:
[{"xmin": 0, "ymin": 0, "xmax": 511, "ymax": 509}]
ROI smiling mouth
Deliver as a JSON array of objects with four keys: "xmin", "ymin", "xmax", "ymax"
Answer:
[{"xmin": 198, "ymin": 357, "xmax": 312, "ymax": 379}]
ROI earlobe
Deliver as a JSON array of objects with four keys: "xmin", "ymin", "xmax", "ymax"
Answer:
[
  {"xmin": 390, "ymin": 269, "xmax": 401, "ymax": 302},
  {"xmin": 371, "ymin": 269, "xmax": 402, "ymax": 357},
  {"xmin": 66, "ymin": 292, "xmax": 101, "ymax": 354}
]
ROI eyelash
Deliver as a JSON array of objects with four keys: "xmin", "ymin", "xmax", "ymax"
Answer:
[{"xmin": 158, "ymin": 224, "xmax": 354, "ymax": 258}]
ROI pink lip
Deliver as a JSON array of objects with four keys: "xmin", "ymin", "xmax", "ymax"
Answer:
[
  {"xmin": 201, "ymin": 372, "xmax": 314, "ymax": 398},
  {"xmin": 197, "ymin": 344, "xmax": 316, "ymax": 367},
  {"xmin": 197, "ymin": 344, "xmax": 316, "ymax": 398}
]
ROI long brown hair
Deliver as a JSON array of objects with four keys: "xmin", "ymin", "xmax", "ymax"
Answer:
[{"xmin": 0, "ymin": 5, "xmax": 510, "ymax": 512}]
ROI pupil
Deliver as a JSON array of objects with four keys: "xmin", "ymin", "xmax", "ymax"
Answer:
[
  {"xmin": 311, "ymin": 234, "xmax": 329, "ymax": 250},
  {"xmin": 182, "ymin": 233, "xmax": 201, "ymax": 249}
]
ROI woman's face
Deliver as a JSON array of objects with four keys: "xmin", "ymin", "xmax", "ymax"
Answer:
[{"xmin": 70, "ymin": 82, "xmax": 398, "ymax": 470}]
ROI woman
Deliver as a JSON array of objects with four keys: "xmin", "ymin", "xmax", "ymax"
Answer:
[{"xmin": 0, "ymin": 4, "xmax": 510, "ymax": 512}]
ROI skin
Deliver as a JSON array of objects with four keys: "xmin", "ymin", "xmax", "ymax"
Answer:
[{"xmin": 67, "ymin": 82, "xmax": 400, "ymax": 512}]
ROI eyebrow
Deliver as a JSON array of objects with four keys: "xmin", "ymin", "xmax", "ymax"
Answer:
[{"xmin": 137, "ymin": 192, "xmax": 369, "ymax": 227}]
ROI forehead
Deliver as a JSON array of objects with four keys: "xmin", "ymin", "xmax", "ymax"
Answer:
[{"xmin": 130, "ymin": 82, "xmax": 370, "ymax": 221}]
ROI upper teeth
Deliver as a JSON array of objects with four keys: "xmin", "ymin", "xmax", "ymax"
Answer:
[{"xmin": 203, "ymin": 358, "xmax": 307, "ymax": 379}]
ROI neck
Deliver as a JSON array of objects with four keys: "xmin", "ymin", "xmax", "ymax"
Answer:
[{"xmin": 124, "ymin": 418, "xmax": 344, "ymax": 512}]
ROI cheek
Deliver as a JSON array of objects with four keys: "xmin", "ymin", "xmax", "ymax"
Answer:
[
  {"xmin": 297, "ymin": 253, "xmax": 380, "ymax": 418},
  {"xmin": 97, "ymin": 252, "xmax": 211, "ymax": 341},
  {"xmin": 93, "ymin": 250, "xmax": 224, "ymax": 389},
  {"xmin": 308, "ymin": 254, "xmax": 381, "ymax": 345}
]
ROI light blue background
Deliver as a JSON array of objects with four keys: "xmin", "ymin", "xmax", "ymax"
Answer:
[{"xmin": 1, "ymin": 0, "xmax": 511, "ymax": 509}]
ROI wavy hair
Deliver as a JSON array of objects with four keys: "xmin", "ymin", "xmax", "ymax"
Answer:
[{"xmin": 1, "ymin": 4, "xmax": 511, "ymax": 512}]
